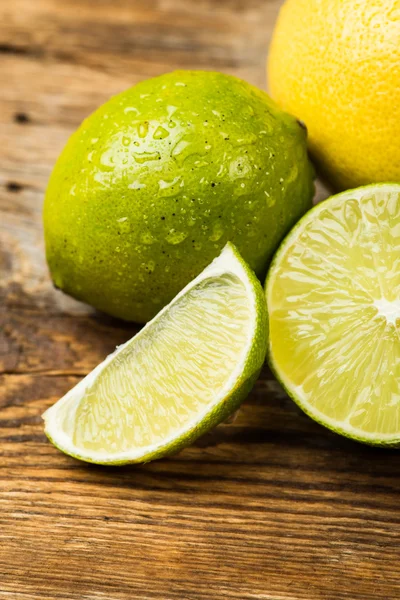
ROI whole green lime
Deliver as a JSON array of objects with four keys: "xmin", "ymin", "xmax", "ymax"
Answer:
[{"xmin": 44, "ymin": 70, "xmax": 314, "ymax": 322}]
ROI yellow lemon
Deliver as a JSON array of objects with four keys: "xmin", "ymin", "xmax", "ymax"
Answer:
[{"xmin": 268, "ymin": 0, "xmax": 400, "ymax": 190}]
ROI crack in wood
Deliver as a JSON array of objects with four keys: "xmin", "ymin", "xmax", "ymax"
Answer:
[{"xmin": 0, "ymin": 43, "xmax": 44, "ymax": 58}]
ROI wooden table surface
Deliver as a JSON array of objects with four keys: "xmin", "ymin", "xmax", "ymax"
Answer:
[{"xmin": 1, "ymin": 1, "xmax": 399, "ymax": 599}]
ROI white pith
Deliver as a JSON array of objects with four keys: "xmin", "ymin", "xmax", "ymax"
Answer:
[{"xmin": 373, "ymin": 298, "xmax": 400, "ymax": 326}]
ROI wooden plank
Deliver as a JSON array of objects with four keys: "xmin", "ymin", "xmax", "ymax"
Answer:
[
  {"xmin": 0, "ymin": 0, "xmax": 398, "ymax": 599},
  {"xmin": 1, "ymin": 372, "xmax": 400, "ymax": 599},
  {"xmin": 0, "ymin": 0, "xmax": 279, "ymax": 86}
]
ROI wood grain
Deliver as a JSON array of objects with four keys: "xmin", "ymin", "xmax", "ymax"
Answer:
[{"xmin": 0, "ymin": 1, "xmax": 398, "ymax": 599}]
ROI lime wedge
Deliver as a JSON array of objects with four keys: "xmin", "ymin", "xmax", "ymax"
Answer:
[
  {"xmin": 267, "ymin": 183, "xmax": 400, "ymax": 445},
  {"xmin": 44, "ymin": 243, "xmax": 268, "ymax": 464}
]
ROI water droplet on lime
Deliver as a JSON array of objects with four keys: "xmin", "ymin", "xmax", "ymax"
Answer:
[
  {"xmin": 141, "ymin": 232, "xmax": 155, "ymax": 245},
  {"xmin": 165, "ymin": 229, "xmax": 188, "ymax": 245},
  {"xmin": 138, "ymin": 122, "xmax": 149, "ymax": 138},
  {"xmin": 132, "ymin": 151, "xmax": 160, "ymax": 164},
  {"xmin": 153, "ymin": 126, "xmax": 169, "ymax": 140}
]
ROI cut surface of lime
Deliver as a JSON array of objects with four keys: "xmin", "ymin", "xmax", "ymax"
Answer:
[
  {"xmin": 267, "ymin": 184, "xmax": 400, "ymax": 445},
  {"xmin": 44, "ymin": 243, "xmax": 267, "ymax": 464}
]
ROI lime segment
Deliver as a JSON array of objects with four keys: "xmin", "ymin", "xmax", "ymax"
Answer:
[
  {"xmin": 267, "ymin": 184, "xmax": 400, "ymax": 445},
  {"xmin": 44, "ymin": 243, "xmax": 267, "ymax": 464}
]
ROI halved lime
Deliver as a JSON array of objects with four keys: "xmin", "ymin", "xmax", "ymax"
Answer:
[
  {"xmin": 267, "ymin": 183, "xmax": 400, "ymax": 445},
  {"xmin": 44, "ymin": 243, "xmax": 268, "ymax": 464}
]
